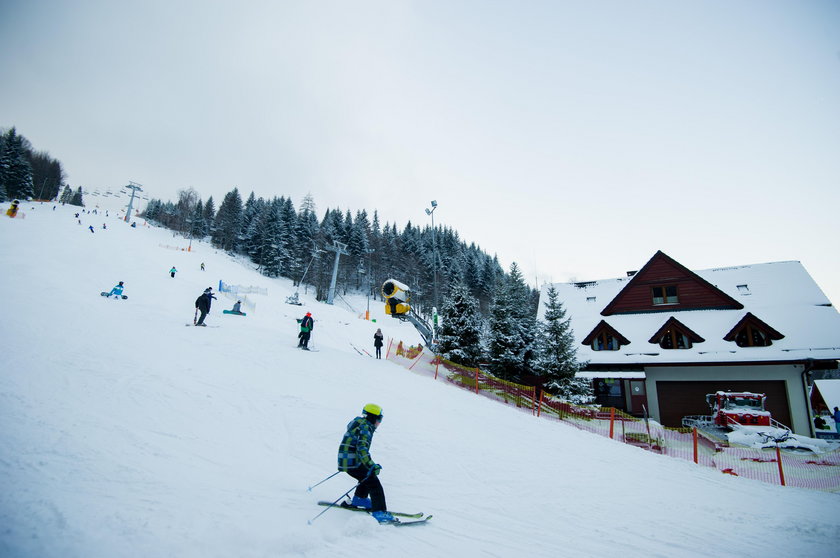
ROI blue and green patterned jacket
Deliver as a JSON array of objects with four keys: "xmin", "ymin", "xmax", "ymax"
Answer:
[{"xmin": 337, "ymin": 416, "xmax": 376, "ymax": 471}]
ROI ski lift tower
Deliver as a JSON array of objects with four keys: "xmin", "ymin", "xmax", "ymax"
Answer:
[
  {"xmin": 326, "ymin": 240, "xmax": 350, "ymax": 305},
  {"xmin": 123, "ymin": 181, "xmax": 143, "ymax": 223}
]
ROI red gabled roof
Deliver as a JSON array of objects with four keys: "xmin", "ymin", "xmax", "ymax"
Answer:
[{"xmin": 601, "ymin": 251, "xmax": 744, "ymax": 316}]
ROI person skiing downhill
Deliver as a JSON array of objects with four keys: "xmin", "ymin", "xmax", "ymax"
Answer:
[
  {"xmin": 298, "ymin": 312, "xmax": 314, "ymax": 349},
  {"xmin": 194, "ymin": 287, "xmax": 216, "ymax": 326},
  {"xmin": 170, "ymin": 266, "xmax": 177, "ymax": 278},
  {"xmin": 106, "ymin": 281, "xmax": 125, "ymax": 298},
  {"xmin": 337, "ymin": 404, "xmax": 394, "ymax": 523}
]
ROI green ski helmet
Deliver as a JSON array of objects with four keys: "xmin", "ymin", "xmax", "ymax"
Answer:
[{"xmin": 363, "ymin": 403, "xmax": 383, "ymax": 418}]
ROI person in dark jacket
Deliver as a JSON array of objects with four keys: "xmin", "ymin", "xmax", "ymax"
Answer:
[
  {"xmin": 298, "ymin": 312, "xmax": 314, "ymax": 349},
  {"xmin": 337, "ymin": 404, "xmax": 394, "ymax": 523},
  {"xmin": 194, "ymin": 287, "xmax": 216, "ymax": 326},
  {"xmin": 834, "ymin": 407, "xmax": 840, "ymax": 434},
  {"xmin": 373, "ymin": 328, "xmax": 384, "ymax": 359}
]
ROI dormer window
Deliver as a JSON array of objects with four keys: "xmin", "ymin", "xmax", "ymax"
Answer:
[
  {"xmin": 592, "ymin": 332, "xmax": 620, "ymax": 351},
  {"xmin": 724, "ymin": 313, "xmax": 784, "ymax": 348},
  {"xmin": 582, "ymin": 320, "xmax": 630, "ymax": 352},
  {"xmin": 651, "ymin": 285, "xmax": 678, "ymax": 305},
  {"xmin": 648, "ymin": 317, "xmax": 704, "ymax": 350}
]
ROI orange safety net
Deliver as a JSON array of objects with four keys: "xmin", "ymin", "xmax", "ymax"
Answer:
[{"xmin": 386, "ymin": 340, "xmax": 840, "ymax": 493}]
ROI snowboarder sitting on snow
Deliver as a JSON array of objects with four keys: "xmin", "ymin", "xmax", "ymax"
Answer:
[
  {"xmin": 337, "ymin": 404, "xmax": 394, "ymax": 523},
  {"xmin": 107, "ymin": 281, "xmax": 125, "ymax": 298},
  {"xmin": 194, "ymin": 287, "xmax": 216, "ymax": 326},
  {"xmin": 231, "ymin": 300, "xmax": 243, "ymax": 315},
  {"xmin": 297, "ymin": 312, "xmax": 314, "ymax": 349}
]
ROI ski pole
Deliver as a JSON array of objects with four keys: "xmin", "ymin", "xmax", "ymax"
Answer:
[
  {"xmin": 307, "ymin": 471, "xmax": 340, "ymax": 492},
  {"xmin": 193, "ymin": 308, "xmax": 198, "ymax": 325},
  {"xmin": 307, "ymin": 480, "xmax": 365, "ymax": 525}
]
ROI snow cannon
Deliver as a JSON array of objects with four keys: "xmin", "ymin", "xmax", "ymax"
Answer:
[{"xmin": 382, "ymin": 279, "xmax": 411, "ymax": 316}]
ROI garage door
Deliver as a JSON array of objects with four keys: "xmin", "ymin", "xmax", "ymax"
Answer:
[{"xmin": 656, "ymin": 381, "xmax": 791, "ymax": 428}]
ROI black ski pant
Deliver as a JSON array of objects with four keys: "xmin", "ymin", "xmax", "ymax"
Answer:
[
  {"xmin": 375, "ymin": 346, "xmax": 382, "ymax": 359},
  {"xmin": 196, "ymin": 308, "xmax": 208, "ymax": 325},
  {"xmin": 299, "ymin": 332, "xmax": 311, "ymax": 348},
  {"xmin": 347, "ymin": 466, "xmax": 386, "ymax": 512}
]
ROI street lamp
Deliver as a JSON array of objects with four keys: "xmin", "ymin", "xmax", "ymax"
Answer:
[{"xmin": 425, "ymin": 200, "xmax": 438, "ymax": 312}]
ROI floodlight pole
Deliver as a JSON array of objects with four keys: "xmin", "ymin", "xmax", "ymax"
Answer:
[
  {"xmin": 326, "ymin": 240, "xmax": 350, "ymax": 305},
  {"xmin": 124, "ymin": 181, "xmax": 143, "ymax": 223},
  {"xmin": 425, "ymin": 200, "xmax": 439, "ymax": 309}
]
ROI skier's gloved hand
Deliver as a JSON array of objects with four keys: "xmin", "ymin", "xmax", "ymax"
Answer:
[{"xmin": 372, "ymin": 464, "xmax": 382, "ymax": 476}]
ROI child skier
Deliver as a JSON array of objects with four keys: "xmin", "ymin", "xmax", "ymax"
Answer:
[
  {"xmin": 298, "ymin": 312, "xmax": 314, "ymax": 349},
  {"xmin": 337, "ymin": 404, "xmax": 394, "ymax": 523},
  {"xmin": 170, "ymin": 266, "xmax": 177, "ymax": 278}
]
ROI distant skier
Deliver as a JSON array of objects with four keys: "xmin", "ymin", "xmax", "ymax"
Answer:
[
  {"xmin": 106, "ymin": 281, "xmax": 125, "ymax": 298},
  {"xmin": 373, "ymin": 328, "xmax": 384, "ymax": 359},
  {"xmin": 194, "ymin": 287, "xmax": 216, "ymax": 326},
  {"xmin": 201, "ymin": 262, "xmax": 205, "ymax": 271},
  {"xmin": 297, "ymin": 312, "xmax": 314, "ymax": 349},
  {"xmin": 834, "ymin": 407, "xmax": 840, "ymax": 434},
  {"xmin": 170, "ymin": 266, "xmax": 177, "ymax": 278},
  {"xmin": 89, "ymin": 225, "xmax": 95, "ymax": 233},
  {"xmin": 337, "ymin": 404, "xmax": 394, "ymax": 523}
]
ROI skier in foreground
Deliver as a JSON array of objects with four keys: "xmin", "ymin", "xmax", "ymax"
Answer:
[{"xmin": 337, "ymin": 404, "xmax": 394, "ymax": 523}]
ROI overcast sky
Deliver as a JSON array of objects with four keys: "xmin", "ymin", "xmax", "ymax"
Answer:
[{"xmin": 3, "ymin": 1, "xmax": 839, "ymax": 304}]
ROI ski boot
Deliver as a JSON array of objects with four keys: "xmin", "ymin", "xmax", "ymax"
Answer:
[
  {"xmin": 350, "ymin": 496, "xmax": 372, "ymax": 510},
  {"xmin": 371, "ymin": 510, "xmax": 397, "ymax": 524}
]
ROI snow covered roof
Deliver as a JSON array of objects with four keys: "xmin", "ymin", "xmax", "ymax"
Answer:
[{"xmin": 539, "ymin": 257, "xmax": 840, "ymax": 365}]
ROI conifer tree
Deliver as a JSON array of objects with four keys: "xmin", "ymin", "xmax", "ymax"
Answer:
[
  {"xmin": 0, "ymin": 128, "xmax": 34, "ymax": 200},
  {"xmin": 535, "ymin": 285, "xmax": 591, "ymax": 402},
  {"xmin": 70, "ymin": 186, "xmax": 84, "ymax": 207},
  {"xmin": 436, "ymin": 282, "xmax": 484, "ymax": 367},
  {"xmin": 212, "ymin": 188, "xmax": 243, "ymax": 252}
]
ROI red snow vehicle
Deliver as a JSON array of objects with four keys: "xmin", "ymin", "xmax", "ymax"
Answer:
[{"xmin": 682, "ymin": 391, "xmax": 772, "ymax": 429}]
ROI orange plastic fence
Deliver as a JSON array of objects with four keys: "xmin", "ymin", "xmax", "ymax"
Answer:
[{"xmin": 386, "ymin": 340, "xmax": 840, "ymax": 493}]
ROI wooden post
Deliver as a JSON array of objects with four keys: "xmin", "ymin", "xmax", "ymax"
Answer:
[
  {"xmin": 475, "ymin": 368, "xmax": 479, "ymax": 395},
  {"xmin": 609, "ymin": 407, "xmax": 615, "ymax": 439},
  {"xmin": 434, "ymin": 356, "xmax": 439, "ymax": 380},
  {"xmin": 536, "ymin": 390, "xmax": 542, "ymax": 418},
  {"xmin": 693, "ymin": 427, "xmax": 699, "ymax": 464},
  {"xmin": 776, "ymin": 446, "xmax": 786, "ymax": 486},
  {"xmin": 385, "ymin": 338, "xmax": 392, "ymax": 359}
]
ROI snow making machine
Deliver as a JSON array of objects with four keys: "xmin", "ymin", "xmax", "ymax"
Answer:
[{"xmin": 381, "ymin": 279, "xmax": 436, "ymax": 351}]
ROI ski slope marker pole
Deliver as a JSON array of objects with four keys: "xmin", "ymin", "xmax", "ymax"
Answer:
[{"xmin": 307, "ymin": 471, "xmax": 340, "ymax": 492}]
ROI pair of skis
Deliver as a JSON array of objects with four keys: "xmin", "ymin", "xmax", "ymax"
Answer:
[{"xmin": 316, "ymin": 501, "xmax": 432, "ymax": 526}]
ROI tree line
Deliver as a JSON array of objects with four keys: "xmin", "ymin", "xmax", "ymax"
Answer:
[
  {"xmin": 145, "ymin": 187, "xmax": 590, "ymax": 401},
  {"xmin": 0, "ymin": 127, "xmax": 69, "ymax": 204}
]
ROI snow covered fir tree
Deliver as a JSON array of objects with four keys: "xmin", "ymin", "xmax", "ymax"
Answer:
[{"xmin": 142, "ymin": 186, "xmax": 592, "ymax": 403}]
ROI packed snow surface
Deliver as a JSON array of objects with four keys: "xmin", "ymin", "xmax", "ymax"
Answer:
[{"xmin": 1, "ymin": 203, "xmax": 839, "ymax": 558}]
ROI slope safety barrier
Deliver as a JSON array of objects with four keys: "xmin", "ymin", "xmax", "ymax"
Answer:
[{"xmin": 386, "ymin": 339, "xmax": 840, "ymax": 493}]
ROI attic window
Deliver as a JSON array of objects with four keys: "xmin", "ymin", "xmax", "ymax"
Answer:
[
  {"xmin": 648, "ymin": 317, "xmax": 704, "ymax": 350},
  {"xmin": 575, "ymin": 281, "xmax": 597, "ymax": 289},
  {"xmin": 592, "ymin": 332, "xmax": 621, "ymax": 351},
  {"xmin": 737, "ymin": 284, "xmax": 750, "ymax": 294},
  {"xmin": 582, "ymin": 320, "xmax": 631, "ymax": 352},
  {"xmin": 724, "ymin": 313, "xmax": 784, "ymax": 348},
  {"xmin": 651, "ymin": 285, "xmax": 678, "ymax": 305},
  {"xmin": 586, "ymin": 296, "xmax": 597, "ymax": 303}
]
